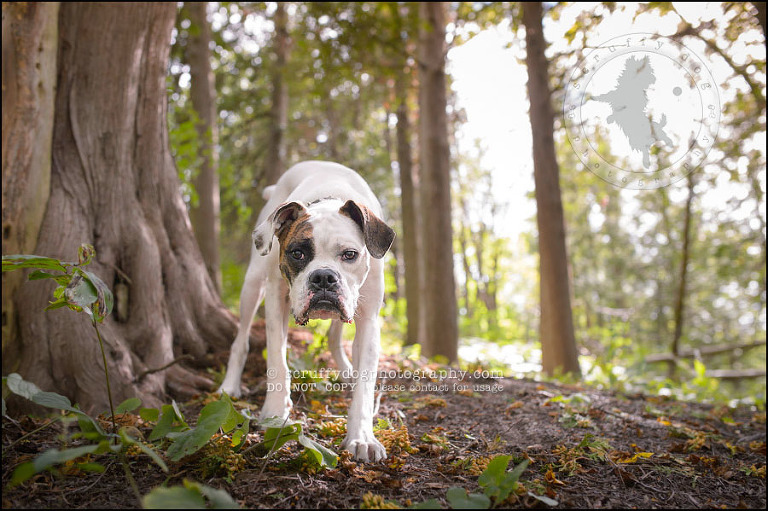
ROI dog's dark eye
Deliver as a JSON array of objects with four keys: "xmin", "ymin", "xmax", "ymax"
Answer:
[
  {"xmin": 342, "ymin": 250, "xmax": 358, "ymax": 261},
  {"xmin": 291, "ymin": 249, "xmax": 305, "ymax": 260}
]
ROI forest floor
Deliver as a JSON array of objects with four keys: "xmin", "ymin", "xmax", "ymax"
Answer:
[{"xmin": 2, "ymin": 327, "xmax": 766, "ymax": 509}]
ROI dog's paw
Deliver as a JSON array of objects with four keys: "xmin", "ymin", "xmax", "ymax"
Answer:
[
  {"xmin": 341, "ymin": 434, "xmax": 387, "ymax": 463},
  {"xmin": 217, "ymin": 380, "xmax": 243, "ymax": 398},
  {"xmin": 259, "ymin": 394, "xmax": 292, "ymax": 421}
]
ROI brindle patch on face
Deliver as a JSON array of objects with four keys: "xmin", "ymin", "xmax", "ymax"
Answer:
[{"xmin": 277, "ymin": 214, "xmax": 314, "ymax": 284}]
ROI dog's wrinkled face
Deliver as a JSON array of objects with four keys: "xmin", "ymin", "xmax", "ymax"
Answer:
[{"xmin": 253, "ymin": 198, "xmax": 394, "ymax": 325}]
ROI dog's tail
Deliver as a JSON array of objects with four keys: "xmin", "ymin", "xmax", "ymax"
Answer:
[{"xmin": 262, "ymin": 185, "xmax": 276, "ymax": 201}]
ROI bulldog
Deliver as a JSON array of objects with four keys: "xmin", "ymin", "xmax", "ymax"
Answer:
[{"xmin": 218, "ymin": 160, "xmax": 395, "ymax": 462}]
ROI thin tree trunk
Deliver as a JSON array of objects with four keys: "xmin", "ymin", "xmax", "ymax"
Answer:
[
  {"xmin": 458, "ymin": 208, "xmax": 473, "ymax": 319},
  {"xmin": 2, "ymin": 2, "xmax": 58, "ymax": 365},
  {"xmin": 418, "ymin": 1, "xmax": 458, "ymax": 362},
  {"xmin": 187, "ymin": 2, "xmax": 222, "ymax": 293},
  {"xmin": 396, "ymin": 74, "xmax": 423, "ymax": 346},
  {"xmin": 486, "ymin": 238, "xmax": 500, "ymax": 331},
  {"xmin": 523, "ymin": 2, "xmax": 581, "ymax": 377},
  {"xmin": 263, "ymin": 2, "xmax": 289, "ymax": 186},
  {"xmin": 670, "ymin": 173, "xmax": 695, "ymax": 378},
  {"xmin": 7, "ymin": 2, "xmax": 237, "ymax": 414}
]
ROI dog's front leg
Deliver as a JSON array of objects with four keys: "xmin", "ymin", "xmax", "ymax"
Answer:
[
  {"xmin": 260, "ymin": 276, "xmax": 292, "ymax": 420},
  {"xmin": 341, "ymin": 315, "xmax": 386, "ymax": 462}
]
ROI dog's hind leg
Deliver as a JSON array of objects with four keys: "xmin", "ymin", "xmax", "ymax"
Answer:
[
  {"xmin": 218, "ymin": 250, "xmax": 268, "ymax": 398},
  {"xmin": 328, "ymin": 320, "xmax": 353, "ymax": 381}
]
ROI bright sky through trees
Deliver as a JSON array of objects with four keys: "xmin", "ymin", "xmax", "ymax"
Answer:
[{"xmin": 449, "ymin": 2, "xmax": 765, "ymax": 242}]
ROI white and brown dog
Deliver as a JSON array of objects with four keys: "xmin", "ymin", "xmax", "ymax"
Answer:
[{"xmin": 218, "ymin": 161, "xmax": 395, "ymax": 462}]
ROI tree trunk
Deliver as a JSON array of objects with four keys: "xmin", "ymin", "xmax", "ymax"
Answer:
[
  {"xmin": 187, "ymin": 2, "xmax": 222, "ymax": 294},
  {"xmin": 670, "ymin": 173, "xmax": 695, "ymax": 379},
  {"xmin": 523, "ymin": 2, "xmax": 581, "ymax": 377},
  {"xmin": 396, "ymin": 74, "xmax": 423, "ymax": 346},
  {"xmin": 418, "ymin": 1, "xmax": 458, "ymax": 362},
  {"xmin": 263, "ymin": 1, "xmax": 289, "ymax": 187},
  {"xmin": 2, "ymin": 2, "xmax": 58, "ymax": 368},
  {"xmin": 7, "ymin": 2, "xmax": 237, "ymax": 414},
  {"xmin": 458, "ymin": 210, "xmax": 473, "ymax": 319}
]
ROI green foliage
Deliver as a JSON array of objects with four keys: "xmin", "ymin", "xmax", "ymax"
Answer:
[
  {"xmin": 477, "ymin": 455, "xmax": 529, "ymax": 504},
  {"xmin": 3, "ymin": 245, "xmax": 121, "ymax": 434},
  {"xmin": 445, "ymin": 487, "xmax": 491, "ymax": 509},
  {"xmin": 4, "ymin": 373, "xmax": 255, "ymax": 506},
  {"xmin": 221, "ymin": 257, "xmax": 247, "ymax": 312},
  {"xmin": 148, "ymin": 403, "xmax": 190, "ymax": 441},
  {"xmin": 3, "ymin": 373, "xmax": 167, "ymax": 488},
  {"xmin": 2, "ymin": 244, "xmax": 113, "ymax": 323},
  {"xmin": 254, "ymin": 416, "xmax": 338, "ymax": 468},
  {"xmin": 165, "ymin": 396, "xmax": 248, "ymax": 461},
  {"xmin": 421, "ymin": 454, "xmax": 535, "ymax": 509},
  {"xmin": 143, "ymin": 479, "xmax": 239, "ymax": 509}
]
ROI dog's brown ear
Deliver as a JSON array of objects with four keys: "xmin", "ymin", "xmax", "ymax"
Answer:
[
  {"xmin": 339, "ymin": 200, "xmax": 395, "ymax": 259},
  {"xmin": 253, "ymin": 201, "xmax": 307, "ymax": 256}
]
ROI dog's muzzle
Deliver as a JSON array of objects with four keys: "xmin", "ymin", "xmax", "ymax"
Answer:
[{"xmin": 295, "ymin": 268, "xmax": 350, "ymax": 325}]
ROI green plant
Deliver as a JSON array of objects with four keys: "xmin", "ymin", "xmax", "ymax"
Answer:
[
  {"xmin": 2, "ymin": 245, "xmax": 117, "ymax": 431},
  {"xmin": 433, "ymin": 454, "xmax": 558, "ymax": 509},
  {"xmin": 162, "ymin": 394, "xmax": 251, "ymax": 462},
  {"xmin": 3, "ymin": 374, "xmax": 256, "ymax": 501},
  {"xmin": 143, "ymin": 479, "xmax": 239, "ymax": 509},
  {"xmin": 249, "ymin": 416, "xmax": 338, "ymax": 468},
  {"xmin": 3, "ymin": 373, "xmax": 167, "ymax": 495}
]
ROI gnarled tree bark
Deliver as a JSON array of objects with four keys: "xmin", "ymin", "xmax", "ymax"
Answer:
[
  {"xmin": 6, "ymin": 2, "xmax": 237, "ymax": 414},
  {"xmin": 2, "ymin": 2, "xmax": 58, "ymax": 370}
]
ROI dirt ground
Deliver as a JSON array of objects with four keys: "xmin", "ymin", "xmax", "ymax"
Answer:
[{"xmin": 2, "ymin": 337, "xmax": 766, "ymax": 509}]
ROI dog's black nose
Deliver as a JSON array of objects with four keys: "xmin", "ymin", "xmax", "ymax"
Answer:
[{"xmin": 309, "ymin": 269, "xmax": 340, "ymax": 291}]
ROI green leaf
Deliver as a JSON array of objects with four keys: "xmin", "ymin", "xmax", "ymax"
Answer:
[
  {"xmin": 166, "ymin": 400, "xmax": 230, "ymax": 461},
  {"xmin": 115, "ymin": 397, "xmax": 142, "ymax": 414},
  {"xmin": 409, "ymin": 499, "xmax": 442, "ymax": 509},
  {"xmin": 140, "ymin": 407, "xmax": 160, "ymax": 423},
  {"xmin": 256, "ymin": 423, "xmax": 301, "ymax": 455},
  {"xmin": 143, "ymin": 480, "xmax": 239, "ymax": 509},
  {"xmin": 32, "ymin": 391, "xmax": 106, "ymax": 437},
  {"xmin": 508, "ymin": 459, "xmax": 529, "ymax": 481},
  {"xmin": 5, "ymin": 372, "xmax": 43, "ymax": 400},
  {"xmin": 81, "ymin": 269, "xmax": 114, "ymax": 321},
  {"xmin": 28, "ymin": 270, "xmax": 70, "ymax": 285},
  {"xmin": 297, "ymin": 433, "xmax": 338, "ymax": 468},
  {"xmin": 4, "ymin": 373, "xmax": 106, "ymax": 435},
  {"xmin": 478, "ymin": 455, "xmax": 529, "ymax": 504},
  {"xmin": 10, "ymin": 444, "xmax": 102, "ymax": 487},
  {"xmin": 478, "ymin": 454, "xmax": 511, "ymax": 488},
  {"xmin": 64, "ymin": 273, "xmax": 98, "ymax": 309},
  {"xmin": 142, "ymin": 486, "xmax": 207, "ymax": 509},
  {"xmin": 31, "ymin": 390, "xmax": 73, "ymax": 410},
  {"xmin": 76, "ymin": 413, "xmax": 108, "ymax": 440},
  {"xmin": 149, "ymin": 404, "xmax": 189, "ymax": 441},
  {"xmin": 445, "ymin": 487, "xmax": 491, "ymax": 509},
  {"xmin": 194, "ymin": 481, "xmax": 240, "ymax": 508},
  {"xmin": 43, "ymin": 299, "xmax": 69, "ymax": 311},
  {"xmin": 527, "ymin": 492, "xmax": 559, "ymax": 507},
  {"xmin": 259, "ymin": 415, "xmax": 296, "ymax": 429},
  {"xmin": 172, "ymin": 400, "xmax": 187, "ymax": 424},
  {"xmin": 219, "ymin": 393, "xmax": 250, "ymax": 447},
  {"xmin": 2, "ymin": 255, "xmax": 68, "ymax": 273}
]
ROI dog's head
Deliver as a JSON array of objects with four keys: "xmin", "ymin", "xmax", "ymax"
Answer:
[{"xmin": 253, "ymin": 199, "xmax": 395, "ymax": 325}]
